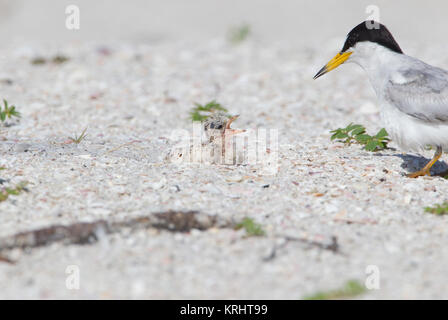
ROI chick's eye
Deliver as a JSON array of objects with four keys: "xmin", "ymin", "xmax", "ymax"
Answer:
[{"xmin": 216, "ymin": 125, "xmax": 223, "ymax": 129}]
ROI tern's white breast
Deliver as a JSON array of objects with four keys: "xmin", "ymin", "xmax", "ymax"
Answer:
[{"xmin": 380, "ymin": 98, "xmax": 448, "ymax": 152}]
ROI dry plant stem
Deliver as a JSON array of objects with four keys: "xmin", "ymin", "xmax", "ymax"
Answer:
[
  {"xmin": 264, "ymin": 235, "xmax": 339, "ymax": 262},
  {"xmin": 0, "ymin": 211, "xmax": 231, "ymax": 253}
]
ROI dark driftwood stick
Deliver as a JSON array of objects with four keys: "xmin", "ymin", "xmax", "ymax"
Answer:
[{"xmin": 0, "ymin": 211, "xmax": 230, "ymax": 252}]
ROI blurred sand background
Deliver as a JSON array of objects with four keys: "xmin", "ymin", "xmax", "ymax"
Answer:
[{"xmin": 0, "ymin": 0, "xmax": 447, "ymax": 45}]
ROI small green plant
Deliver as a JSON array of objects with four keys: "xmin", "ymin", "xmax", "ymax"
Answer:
[
  {"xmin": 303, "ymin": 280, "xmax": 366, "ymax": 300},
  {"xmin": 0, "ymin": 181, "xmax": 28, "ymax": 203},
  {"xmin": 330, "ymin": 123, "xmax": 365, "ymax": 144},
  {"xmin": 0, "ymin": 99, "xmax": 21, "ymax": 124},
  {"xmin": 189, "ymin": 101, "xmax": 228, "ymax": 122},
  {"xmin": 31, "ymin": 57, "xmax": 47, "ymax": 65},
  {"xmin": 235, "ymin": 217, "xmax": 265, "ymax": 237},
  {"xmin": 424, "ymin": 202, "xmax": 448, "ymax": 215},
  {"xmin": 52, "ymin": 55, "xmax": 70, "ymax": 64},
  {"xmin": 228, "ymin": 24, "xmax": 251, "ymax": 44},
  {"xmin": 330, "ymin": 123, "xmax": 389, "ymax": 151},
  {"xmin": 68, "ymin": 127, "xmax": 88, "ymax": 144},
  {"xmin": 31, "ymin": 55, "xmax": 70, "ymax": 65}
]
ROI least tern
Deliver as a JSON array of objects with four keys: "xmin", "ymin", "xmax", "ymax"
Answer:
[{"xmin": 314, "ymin": 20, "xmax": 448, "ymax": 178}]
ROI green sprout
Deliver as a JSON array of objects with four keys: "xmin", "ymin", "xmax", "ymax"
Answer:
[
  {"xmin": 330, "ymin": 123, "xmax": 365, "ymax": 144},
  {"xmin": 235, "ymin": 217, "xmax": 265, "ymax": 237},
  {"xmin": 52, "ymin": 55, "xmax": 70, "ymax": 64},
  {"xmin": 303, "ymin": 280, "xmax": 366, "ymax": 300},
  {"xmin": 0, "ymin": 181, "xmax": 28, "ymax": 203},
  {"xmin": 189, "ymin": 101, "xmax": 228, "ymax": 122},
  {"xmin": 68, "ymin": 127, "xmax": 88, "ymax": 144},
  {"xmin": 31, "ymin": 57, "xmax": 47, "ymax": 65},
  {"xmin": 330, "ymin": 123, "xmax": 389, "ymax": 151},
  {"xmin": 0, "ymin": 99, "xmax": 21, "ymax": 124},
  {"xmin": 31, "ymin": 55, "xmax": 70, "ymax": 65},
  {"xmin": 424, "ymin": 202, "xmax": 448, "ymax": 216},
  {"xmin": 228, "ymin": 24, "xmax": 251, "ymax": 44}
]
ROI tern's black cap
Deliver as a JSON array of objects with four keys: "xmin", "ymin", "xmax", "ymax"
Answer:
[{"xmin": 341, "ymin": 21, "xmax": 403, "ymax": 54}]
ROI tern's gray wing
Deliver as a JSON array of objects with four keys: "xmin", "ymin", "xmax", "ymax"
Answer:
[{"xmin": 385, "ymin": 61, "xmax": 448, "ymax": 122}]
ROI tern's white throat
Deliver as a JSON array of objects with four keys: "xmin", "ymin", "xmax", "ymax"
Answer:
[{"xmin": 347, "ymin": 42, "xmax": 404, "ymax": 97}]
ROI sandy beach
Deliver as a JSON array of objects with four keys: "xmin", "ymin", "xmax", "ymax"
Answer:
[{"xmin": 1, "ymin": 1, "xmax": 448, "ymax": 299}]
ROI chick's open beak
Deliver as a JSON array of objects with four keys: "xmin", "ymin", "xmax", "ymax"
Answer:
[
  {"xmin": 225, "ymin": 115, "xmax": 239, "ymax": 130},
  {"xmin": 313, "ymin": 51, "xmax": 352, "ymax": 79},
  {"xmin": 224, "ymin": 115, "xmax": 246, "ymax": 136}
]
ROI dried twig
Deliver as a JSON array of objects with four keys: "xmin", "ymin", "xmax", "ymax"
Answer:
[
  {"xmin": 0, "ymin": 211, "xmax": 231, "ymax": 253},
  {"xmin": 263, "ymin": 235, "xmax": 339, "ymax": 262}
]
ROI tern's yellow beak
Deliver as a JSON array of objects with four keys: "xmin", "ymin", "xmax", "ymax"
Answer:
[{"xmin": 313, "ymin": 52, "xmax": 353, "ymax": 79}]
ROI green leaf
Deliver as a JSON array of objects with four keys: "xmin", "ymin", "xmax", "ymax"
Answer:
[
  {"xmin": 351, "ymin": 127, "xmax": 366, "ymax": 136},
  {"xmin": 364, "ymin": 140, "xmax": 379, "ymax": 151},
  {"xmin": 331, "ymin": 132, "xmax": 349, "ymax": 140},
  {"xmin": 0, "ymin": 100, "xmax": 20, "ymax": 123},
  {"xmin": 235, "ymin": 217, "xmax": 265, "ymax": 236},
  {"xmin": 189, "ymin": 101, "xmax": 228, "ymax": 122},
  {"xmin": 303, "ymin": 280, "xmax": 366, "ymax": 300},
  {"xmin": 228, "ymin": 24, "xmax": 251, "ymax": 44},
  {"xmin": 347, "ymin": 124, "xmax": 363, "ymax": 131},
  {"xmin": 344, "ymin": 123, "xmax": 355, "ymax": 130},
  {"xmin": 11, "ymin": 110, "xmax": 20, "ymax": 118},
  {"xmin": 354, "ymin": 134, "xmax": 371, "ymax": 143},
  {"xmin": 190, "ymin": 110, "xmax": 207, "ymax": 122},
  {"xmin": 425, "ymin": 202, "xmax": 448, "ymax": 215},
  {"xmin": 68, "ymin": 127, "xmax": 88, "ymax": 144},
  {"xmin": 375, "ymin": 128, "xmax": 388, "ymax": 138},
  {"xmin": 0, "ymin": 181, "xmax": 28, "ymax": 202},
  {"xmin": 329, "ymin": 129, "xmax": 342, "ymax": 135}
]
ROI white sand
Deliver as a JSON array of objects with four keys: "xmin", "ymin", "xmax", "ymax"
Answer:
[{"xmin": 1, "ymin": 1, "xmax": 448, "ymax": 299}]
